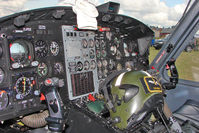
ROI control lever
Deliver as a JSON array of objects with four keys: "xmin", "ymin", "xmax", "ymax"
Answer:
[
  {"xmin": 41, "ymin": 84, "xmax": 66, "ymax": 133},
  {"xmin": 162, "ymin": 58, "xmax": 179, "ymax": 90}
]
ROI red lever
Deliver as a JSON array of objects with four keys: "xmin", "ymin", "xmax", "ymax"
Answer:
[
  {"xmin": 88, "ymin": 94, "xmax": 96, "ymax": 102},
  {"xmin": 40, "ymin": 93, "xmax": 46, "ymax": 101}
]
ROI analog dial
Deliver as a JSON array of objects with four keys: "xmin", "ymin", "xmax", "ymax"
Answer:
[
  {"xmin": 88, "ymin": 39, "xmax": 95, "ymax": 48},
  {"xmin": 50, "ymin": 41, "xmax": 59, "ymax": 56},
  {"xmin": 82, "ymin": 39, "xmax": 88, "ymax": 48},
  {"xmin": 37, "ymin": 62, "xmax": 48, "ymax": 77},
  {"xmin": 15, "ymin": 77, "xmax": 32, "ymax": 97},
  {"xmin": 90, "ymin": 60, "xmax": 96, "ymax": 69},
  {"xmin": 35, "ymin": 40, "xmax": 48, "ymax": 57}
]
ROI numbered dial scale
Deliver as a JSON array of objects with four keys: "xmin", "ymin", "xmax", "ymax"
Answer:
[{"xmin": 14, "ymin": 77, "xmax": 35, "ymax": 99}]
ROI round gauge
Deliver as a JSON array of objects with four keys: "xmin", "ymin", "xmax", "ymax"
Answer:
[
  {"xmin": 54, "ymin": 62, "xmax": 63, "ymax": 74},
  {"xmin": 95, "ymin": 40, "xmax": 100, "ymax": 49},
  {"xmin": 10, "ymin": 41, "xmax": 29, "ymax": 64},
  {"xmin": 96, "ymin": 50, "xmax": 101, "ymax": 58},
  {"xmin": 0, "ymin": 68, "xmax": 4, "ymax": 84},
  {"xmin": 109, "ymin": 59, "xmax": 115, "ymax": 70},
  {"xmin": 117, "ymin": 63, "xmax": 122, "ymax": 71},
  {"xmin": 76, "ymin": 61, "xmax": 83, "ymax": 71},
  {"xmin": 37, "ymin": 62, "xmax": 48, "ymax": 77},
  {"xmin": 88, "ymin": 39, "xmax": 95, "ymax": 48},
  {"xmin": 35, "ymin": 40, "xmax": 48, "ymax": 57},
  {"xmin": 97, "ymin": 61, "xmax": 102, "ymax": 68},
  {"xmin": 90, "ymin": 60, "xmax": 96, "ymax": 69},
  {"xmin": 0, "ymin": 90, "xmax": 9, "ymax": 111},
  {"xmin": 84, "ymin": 61, "xmax": 90, "ymax": 70},
  {"xmin": 101, "ymin": 40, "xmax": 106, "ymax": 49},
  {"xmin": 15, "ymin": 77, "xmax": 32, "ymax": 97},
  {"xmin": 102, "ymin": 60, "xmax": 108, "ymax": 67},
  {"xmin": 50, "ymin": 41, "xmax": 59, "ymax": 56},
  {"xmin": 89, "ymin": 49, "xmax": 95, "ymax": 59},
  {"xmin": 106, "ymin": 32, "xmax": 112, "ymax": 41},
  {"xmin": 110, "ymin": 45, "xmax": 117, "ymax": 55},
  {"xmin": 116, "ymin": 50, "xmax": 122, "ymax": 60},
  {"xmin": 82, "ymin": 39, "xmax": 88, "ymax": 48},
  {"xmin": 101, "ymin": 50, "xmax": 107, "ymax": 58}
]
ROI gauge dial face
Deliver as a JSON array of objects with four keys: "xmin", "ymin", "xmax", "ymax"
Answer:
[
  {"xmin": 90, "ymin": 60, "xmax": 96, "ymax": 69},
  {"xmin": 95, "ymin": 40, "xmax": 100, "ymax": 49},
  {"xmin": 15, "ymin": 77, "xmax": 32, "ymax": 97},
  {"xmin": 0, "ymin": 68, "xmax": 4, "ymax": 84},
  {"xmin": 10, "ymin": 41, "xmax": 29, "ymax": 63},
  {"xmin": 50, "ymin": 41, "xmax": 59, "ymax": 56},
  {"xmin": 54, "ymin": 63, "xmax": 63, "ymax": 74},
  {"xmin": 35, "ymin": 40, "xmax": 48, "ymax": 57},
  {"xmin": 89, "ymin": 49, "xmax": 95, "ymax": 59},
  {"xmin": 37, "ymin": 62, "xmax": 48, "ymax": 77},
  {"xmin": 0, "ymin": 90, "xmax": 9, "ymax": 110},
  {"xmin": 102, "ymin": 60, "xmax": 108, "ymax": 67},
  {"xmin": 101, "ymin": 50, "xmax": 107, "ymax": 58},
  {"xmin": 97, "ymin": 61, "xmax": 102, "ymax": 68},
  {"xmin": 82, "ymin": 39, "xmax": 88, "ymax": 48},
  {"xmin": 84, "ymin": 61, "xmax": 90, "ymax": 70},
  {"xmin": 76, "ymin": 61, "xmax": 83, "ymax": 71},
  {"xmin": 88, "ymin": 39, "xmax": 95, "ymax": 48},
  {"xmin": 96, "ymin": 50, "xmax": 101, "ymax": 58},
  {"xmin": 101, "ymin": 40, "xmax": 106, "ymax": 49}
]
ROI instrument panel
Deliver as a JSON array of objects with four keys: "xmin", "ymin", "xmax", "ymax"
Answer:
[{"xmin": 0, "ymin": 6, "xmax": 153, "ymax": 121}]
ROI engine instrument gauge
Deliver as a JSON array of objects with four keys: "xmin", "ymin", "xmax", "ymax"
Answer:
[
  {"xmin": 90, "ymin": 60, "xmax": 96, "ymax": 69},
  {"xmin": 15, "ymin": 77, "xmax": 32, "ymax": 98},
  {"xmin": 37, "ymin": 62, "xmax": 48, "ymax": 77},
  {"xmin": 50, "ymin": 41, "xmax": 59, "ymax": 56},
  {"xmin": 97, "ymin": 61, "xmax": 102, "ymax": 68},
  {"xmin": 0, "ymin": 68, "xmax": 4, "ymax": 84},
  {"xmin": 96, "ymin": 50, "xmax": 101, "ymax": 58},
  {"xmin": 0, "ymin": 90, "xmax": 9, "ymax": 110},
  {"xmin": 82, "ymin": 39, "xmax": 88, "ymax": 48},
  {"xmin": 101, "ymin": 50, "xmax": 107, "ymax": 58},
  {"xmin": 88, "ymin": 39, "xmax": 95, "ymax": 48},
  {"xmin": 76, "ymin": 61, "xmax": 83, "ymax": 71},
  {"xmin": 102, "ymin": 60, "xmax": 108, "ymax": 67},
  {"xmin": 89, "ymin": 49, "xmax": 95, "ymax": 59},
  {"xmin": 84, "ymin": 61, "xmax": 90, "ymax": 70},
  {"xmin": 35, "ymin": 40, "xmax": 48, "ymax": 57},
  {"xmin": 95, "ymin": 40, "xmax": 100, "ymax": 49},
  {"xmin": 101, "ymin": 40, "xmax": 106, "ymax": 49},
  {"xmin": 54, "ymin": 62, "xmax": 63, "ymax": 74}
]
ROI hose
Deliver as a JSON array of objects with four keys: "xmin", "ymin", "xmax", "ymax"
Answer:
[{"xmin": 21, "ymin": 110, "xmax": 49, "ymax": 128}]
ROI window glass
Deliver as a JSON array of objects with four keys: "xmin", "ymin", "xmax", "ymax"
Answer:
[{"xmin": 176, "ymin": 38, "xmax": 199, "ymax": 82}]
